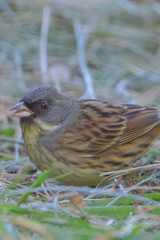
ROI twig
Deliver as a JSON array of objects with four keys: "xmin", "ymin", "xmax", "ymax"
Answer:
[
  {"xmin": 73, "ymin": 19, "xmax": 96, "ymax": 99},
  {"xmin": 100, "ymin": 163, "xmax": 160, "ymax": 177},
  {"xmin": 40, "ymin": 6, "xmax": 51, "ymax": 84},
  {"xmin": 0, "ymin": 1, "xmax": 22, "ymax": 29},
  {"xmin": 14, "ymin": 130, "xmax": 22, "ymax": 161},
  {"xmin": 0, "ymin": 136, "xmax": 24, "ymax": 145},
  {"xmin": 105, "ymin": 170, "xmax": 160, "ymax": 207},
  {"xmin": 14, "ymin": 52, "xmax": 26, "ymax": 91},
  {"xmin": 123, "ymin": 186, "xmax": 160, "ymax": 192}
]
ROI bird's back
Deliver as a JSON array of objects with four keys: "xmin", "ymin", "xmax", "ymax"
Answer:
[{"xmin": 54, "ymin": 101, "xmax": 160, "ymax": 176}]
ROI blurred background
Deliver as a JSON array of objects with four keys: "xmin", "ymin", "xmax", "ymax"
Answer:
[{"xmin": 1, "ymin": 0, "xmax": 160, "ymax": 125}]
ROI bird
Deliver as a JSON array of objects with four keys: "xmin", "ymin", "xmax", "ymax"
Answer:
[{"xmin": 10, "ymin": 85, "xmax": 160, "ymax": 186}]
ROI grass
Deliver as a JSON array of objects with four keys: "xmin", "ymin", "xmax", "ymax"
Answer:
[
  {"xmin": 0, "ymin": 162, "xmax": 159, "ymax": 239},
  {"xmin": 1, "ymin": 0, "xmax": 160, "ymax": 239}
]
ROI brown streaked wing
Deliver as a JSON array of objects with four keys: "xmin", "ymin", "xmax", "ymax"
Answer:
[
  {"xmin": 62, "ymin": 100, "xmax": 127, "ymax": 154},
  {"xmin": 118, "ymin": 104, "xmax": 160, "ymax": 144}
]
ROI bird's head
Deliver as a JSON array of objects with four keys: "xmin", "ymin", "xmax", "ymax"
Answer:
[{"xmin": 10, "ymin": 85, "xmax": 77, "ymax": 132}]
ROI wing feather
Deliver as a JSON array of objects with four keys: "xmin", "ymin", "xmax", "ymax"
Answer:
[
  {"xmin": 62, "ymin": 100, "xmax": 127, "ymax": 154},
  {"xmin": 119, "ymin": 104, "xmax": 160, "ymax": 144},
  {"xmin": 60, "ymin": 101, "xmax": 160, "ymax": 156}
]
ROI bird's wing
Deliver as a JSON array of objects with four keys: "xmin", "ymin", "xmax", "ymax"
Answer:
[
  {"xmin": 119, "ymin": 104, "xmax": 160, "ymax": 144},
  {"xmin": 62, "ymin": 100, "xmax": 127, "ymax": 154},
  {"xmin": 62, "ymin": 101, "xmax": 160, "ymax": 155}
]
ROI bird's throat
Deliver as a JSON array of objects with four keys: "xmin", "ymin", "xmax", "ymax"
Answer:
[{"xmin": 34, "ymin": 118, "xmax": 61, "ymax": 132}]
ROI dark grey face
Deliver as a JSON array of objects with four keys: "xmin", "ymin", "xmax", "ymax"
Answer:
[{"xmin": 20, "ymin": 85, "xmax": 74, "ymax": 126}]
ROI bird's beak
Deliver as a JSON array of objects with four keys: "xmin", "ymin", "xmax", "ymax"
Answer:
[{"xmin": 10, "ymin": 102, "xmax": 34, "ymax": 118}]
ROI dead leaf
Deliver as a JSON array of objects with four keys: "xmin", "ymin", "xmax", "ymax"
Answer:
[
  {"xmin": 135, "ymin": 204, "xmax": 158, "ymax": 214},
  {"xmin": 68, "ymin": 192, "xmax": 84, "ymax": 211}
]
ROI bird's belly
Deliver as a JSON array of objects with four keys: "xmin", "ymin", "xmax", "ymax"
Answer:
[
  {"xmin": 36, "ymin": 147, "xmax": 104, "ymax": 186},
  {"xmin": 24, "ymin": 127, "xmax": 158, "ymax": 186}
]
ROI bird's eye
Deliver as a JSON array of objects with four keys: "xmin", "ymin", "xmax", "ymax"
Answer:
[{"xmin": 39, "ymin": 100, "xmax": 48, "ymax": 110}]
